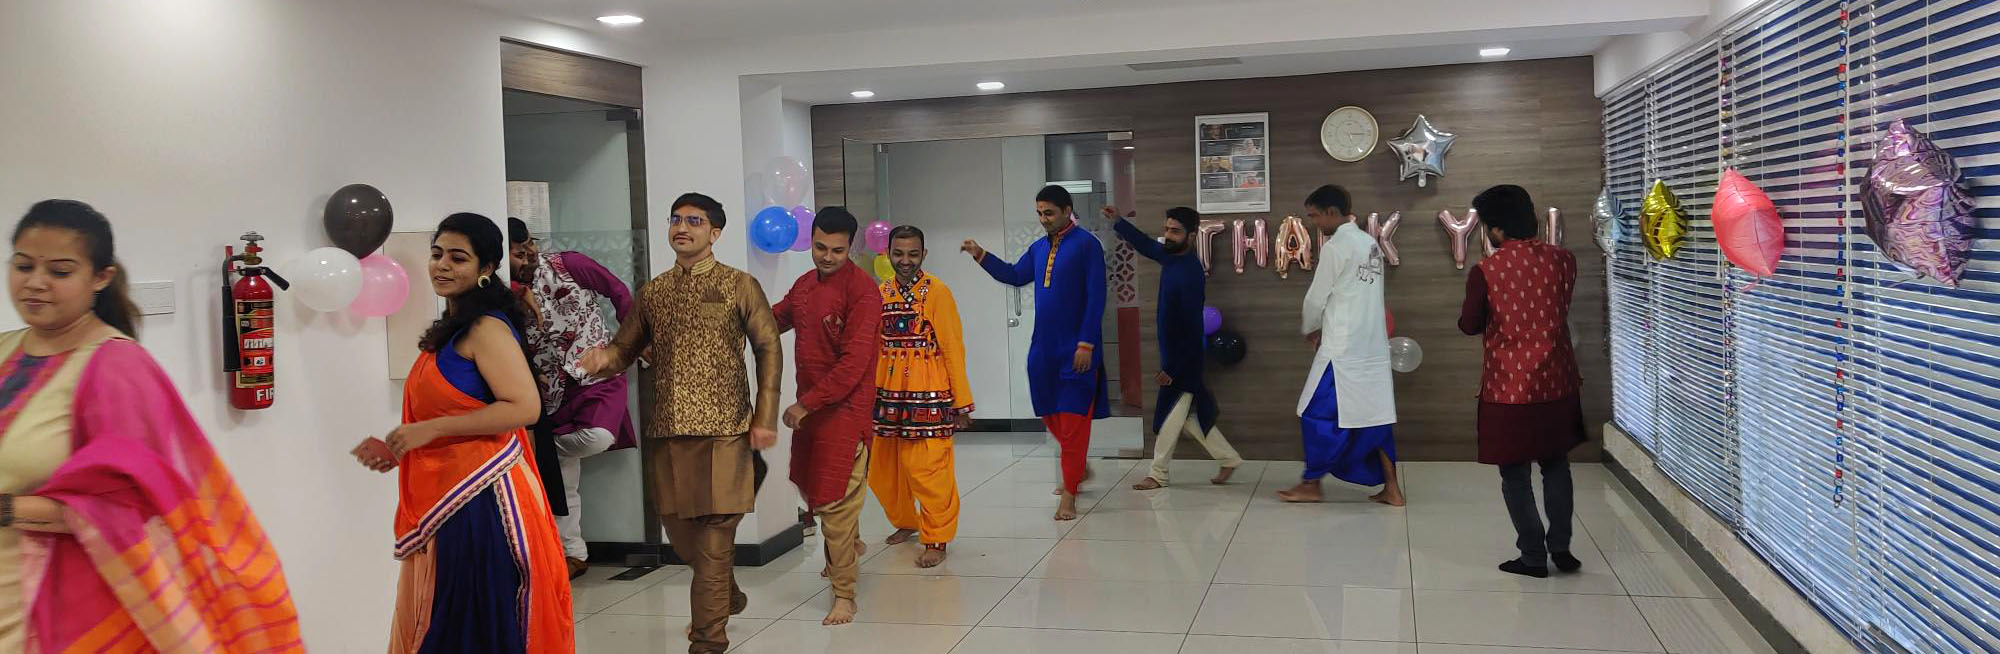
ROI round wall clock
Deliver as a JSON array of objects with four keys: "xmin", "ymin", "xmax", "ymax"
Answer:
[{"xmin": 1320, "ymin": 106, "xmax": 1379, "ymax": 162}]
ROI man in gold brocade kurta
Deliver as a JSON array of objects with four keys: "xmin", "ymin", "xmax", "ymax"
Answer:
[
  {"xmin": 582, "ymin": 193, "xmax": 782, "ymax": 654},
  {"xmin": 870, "ymin": 226, "xmax": 973, "ymax": 569}
]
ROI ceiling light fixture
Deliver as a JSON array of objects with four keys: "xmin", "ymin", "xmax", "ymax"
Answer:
[
  {"xmin": 850, "ymin": 90, "xmax": 876, "ymax": 99},
  {"xmin": 976, "ymin": 81, "xmax": 1006, "ymax": 91},
  {"xmin": 597, "ymin": 15, "xmax": 644, "ymax": 26},
  {"xmin": 1479, "ymin": 47, "xmax": 1511, "ymax": 58},
  {"xmin": 1121, "ymin": 146, "xmax": 1135, "ymax": 150}
]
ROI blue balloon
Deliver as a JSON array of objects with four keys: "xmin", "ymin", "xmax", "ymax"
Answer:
[{"xmin": 750, "ymin": 206, "xmax": 797, "ymax": 254}]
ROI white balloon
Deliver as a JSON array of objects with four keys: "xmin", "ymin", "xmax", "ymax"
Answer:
[
  {"xmin": 286, "ymin": 247, "xmax": 362, "ymax": 312},
  {"xmin": 1388, "ymin": 336, "xmax": 1423, "ymax": 373}
]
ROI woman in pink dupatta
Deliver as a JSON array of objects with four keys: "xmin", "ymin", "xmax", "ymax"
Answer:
[{"xmin": 0, "ymin": 200, "xmax": 302, "ymax": 654}]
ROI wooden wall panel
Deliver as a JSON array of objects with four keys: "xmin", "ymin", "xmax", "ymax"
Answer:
[
  {"xmin": 501, "ymin": 40, "xmax": 643, "ymax": 109},
  {"xmin": 813, "ymin": 57, "xmax": 1607, "ymax": 461}
]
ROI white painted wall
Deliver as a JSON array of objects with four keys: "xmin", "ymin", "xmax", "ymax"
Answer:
[
  {"xmin": 0, "ymin": 1, "xmax": 653, "ymax": 651},
  {"xmin": 1594, "ymin": 0, "xmax": 1770, "ymax": 94}
]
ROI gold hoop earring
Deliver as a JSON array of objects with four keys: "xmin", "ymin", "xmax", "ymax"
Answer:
[{"xmin": 477, "ymin": 275, "xmax": 492, "ymax": 288}]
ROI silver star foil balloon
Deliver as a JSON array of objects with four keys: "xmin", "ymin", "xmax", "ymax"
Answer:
[
  {"xmin": 1386, "ymin": 114, "xmax": 1457, "ymax": 188},
  {"xmin": 1860, "ymin": 119, "xmax": 1975, "ymax": 287},
  {"xmin": 1592, "ymin": 187, "xmax": 1622, "ymax": 255}
]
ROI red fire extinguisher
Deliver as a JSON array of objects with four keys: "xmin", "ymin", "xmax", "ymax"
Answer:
[{"xmin": 222, "ymin": 232, "xmax": 289, "ymax": 410}]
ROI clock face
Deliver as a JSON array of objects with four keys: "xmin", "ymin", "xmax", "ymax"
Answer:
[{"xmin": 1321, "ymin": 106, "xmax": 1379, "ymax": 162}]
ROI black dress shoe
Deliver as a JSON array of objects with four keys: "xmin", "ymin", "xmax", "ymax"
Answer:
[
  {"xmin": 1499, "ymin": 559, "xmax": 1550, "ymax": 578},
  {"xmin": 1552, "ymin": 551, "xmax": 1582, "ymax": 573}
]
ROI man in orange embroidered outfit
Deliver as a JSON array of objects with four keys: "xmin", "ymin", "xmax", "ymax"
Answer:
[
  {"xmin": 772, "ymin": 207, "xmax": 882, "ymax": 626},
  {"xmin": 871, "ymin": 225, "xmax": 973, "ymax": 569},
  {"xmin": 582, "ymin": 193, "xmax": 782, "ymax": 654}
]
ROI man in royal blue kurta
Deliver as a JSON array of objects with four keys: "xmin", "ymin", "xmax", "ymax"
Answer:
[
  {"xmin": 1102, "ymin": 206, "xmax": 1243, "ymax": 490},
  {"xmin": 961, "ymin": 184, "xmax": 1108, "ymax": 521}
]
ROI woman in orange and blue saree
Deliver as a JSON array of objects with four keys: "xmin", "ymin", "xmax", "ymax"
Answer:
[
  {"xmin": 354, "ymin": 213, "xmax": 572, "ymax": 653},
  {"xmin": 0, "ymin": 200, "xmax": 303, "ymax": 654}
]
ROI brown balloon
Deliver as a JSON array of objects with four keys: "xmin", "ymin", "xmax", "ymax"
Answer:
[{"xmin": 324, "ymin": 183, "xmax": 394, "ymax": 257}]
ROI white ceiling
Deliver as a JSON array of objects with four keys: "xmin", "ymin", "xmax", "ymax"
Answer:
[
  {"xmin": 757, "ymin": 35, "xmax": 1614, "ymax": 105},
  {"xmin": 465, "ymin": 0, "xmax": 1704, "ymax": 106}
]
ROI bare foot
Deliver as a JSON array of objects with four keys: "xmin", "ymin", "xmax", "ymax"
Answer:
[
  {"xmin": 1132, "ymin": 477, "xmax": 1164, "ymax": 490},
  {"xmin": 915, "ymin": 544, "xmax": 947, "ymax": 568},
  {"xmin": 1369, "ymin": 486, "xmax": 1407, "ymax": 507},
  {"xmin": 885, "ymin": 528, "xmax": 918, "ymax": 545},
  {"xmin": 1210, "ymin": 466, "xmax": 1238, "ymax": 485},
  {"xmin": 1276, "ymin": 480, "xmax": 1325, "ymax": 503},
  {"xmin": 1053, "ymin": 492, "xmax": 1080, "ymax": 521},
  {"xmin": 822, "ymin": 597, "xmax": 858, "ymax": 625}
]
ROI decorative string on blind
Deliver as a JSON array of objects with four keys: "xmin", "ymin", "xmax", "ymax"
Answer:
[{"xmin": 1601, "ymin": 0, "xmax": 2000, "ymax": 650}]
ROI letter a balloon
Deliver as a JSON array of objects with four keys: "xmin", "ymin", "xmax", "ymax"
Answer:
[
  {"xmin": 1639, "ymin": 180, "xmax": 1687, "ymax": 260},
  {"xmin": 1712, "ymin": 169, "xmax": 1784, "ymax": 278}
]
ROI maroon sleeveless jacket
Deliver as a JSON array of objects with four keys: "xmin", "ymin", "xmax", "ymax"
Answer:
[{"xmin": 1476, "ymin": 240, "xmax": 1581, "ymax": 404}]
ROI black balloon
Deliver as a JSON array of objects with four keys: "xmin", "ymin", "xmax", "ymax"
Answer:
[
  {"xmin": 1207, "ymin": 330, "xmax": 1246, "ymax": 365},
  {"xmin": 324, "ymin": 183, "xmax": 393, "ymax": 257}
]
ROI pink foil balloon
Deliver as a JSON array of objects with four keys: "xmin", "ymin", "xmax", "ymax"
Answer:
[
  {"xmin": 1438, "ymin": 209, "xmax": 1478, "ymax": 270},
  {"xmin": 1231, "ymin": 218, "xmax": 1268, "ymax": 274},
  {"xmin": 1367, "ymin": 211, "xmax": 1403, "ymax": 266},
  {"xmin": 349, "ymin": 253, "xmax": 410, "ymax": 318},
  {"xmin": 1713, "ymin": 168, "xmax": 1785, "ymax": 278},
  {"xmin": 1195, "ymin": 220, "xmax": 1226, "ymax": 274},
  {"xmin": 1273, "ymin": 216, "xmax": 1315, "ymax": 279},
  {"xmin": 1861, "ymin": 119, "xmax": 1975, "ymax": 286},
  {"xmin": 1544, "ymin": 208, "xmax": 1565, "ymax": 247}
]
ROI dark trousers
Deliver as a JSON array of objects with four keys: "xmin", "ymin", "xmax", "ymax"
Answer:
[{"xmin": 1499, "ymin": 456, "xmax": 1574, "ymax": 567}]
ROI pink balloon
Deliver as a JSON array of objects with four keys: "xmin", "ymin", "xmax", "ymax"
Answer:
[
  {"xmin": 349, "ymin": 253, "xmax": 410, "ymax": 317},
  {"xmin": 1438, "ymin": 209, "xmax": 1478, "ymax": 270},
  {"xmin": 1367, "ymin": 211, "xmax": 1403, "ymax": 266},
  {"xmin": 1544, "ymin": 208, "xmax": 1565, "ymax": 247},
  {"xmin": 864, "ymin": 220, "xmax": 893, "ymax": 252},
  {"xmin": 1713, "ymin": 168, "xmax": 1785, "ymax": 278},
  {"xmin": 789, "ymin": 206, "xmax": 815, "ymax": 251},
  {"xmin": 765, "ymin": 157, "xmax": 811, "ymax": 207},
  {"xmin": 1231, "ymin": 218, "xmax": 1268, "ymax": 274},
  {"xmin": 1195, "ymin": 220, "xmax": 1226, "ymax": 274}
]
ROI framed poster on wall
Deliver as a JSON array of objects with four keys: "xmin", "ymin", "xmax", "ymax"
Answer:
[{"xmin": 1194, "ymin": 112, "xmax": 1270, "ymax": 214}]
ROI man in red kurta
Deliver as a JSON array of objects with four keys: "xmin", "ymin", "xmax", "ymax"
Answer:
[
  {"xmin": 1458, "ymin": 185, "xmax": 1585, "ymax": 580},
  {"xmin": 772, "ymin": 207, "xmax": 883, "ymax": 626}
]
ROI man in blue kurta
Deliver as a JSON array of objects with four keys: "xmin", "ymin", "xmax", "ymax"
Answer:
[
  {"xmin": 961, "ymin": 184, "xmax": 1108, "ymax": 521},
  {"xmin": 1102, "ymin": 206, "xmax": 1243, "ymax": 490}
]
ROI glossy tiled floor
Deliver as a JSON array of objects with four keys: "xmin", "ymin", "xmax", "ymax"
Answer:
[{"xmin": 574, "ymin": 433, "xmax": 1776, "ymax": 654}]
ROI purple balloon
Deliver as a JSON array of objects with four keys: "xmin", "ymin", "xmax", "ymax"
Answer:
[
  {"xmin": 865, "ymin": 220, "xmax": 893, "ymax": 252},
  {"xmin": 789, "ymin": 206, "xmax": 815, "ymax": 251},
  {"xmin": 1862, "ymin": 120, "xmax": 1975, "ymax": 286},
  {"xmin": 1202, "ymin": 305, "xmax": 1223, "ymax": 336}
]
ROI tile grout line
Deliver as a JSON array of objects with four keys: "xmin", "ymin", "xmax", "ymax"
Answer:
[{"xmin": 942, "ymin": 444, "xmax": 1063, "ymax": 654}]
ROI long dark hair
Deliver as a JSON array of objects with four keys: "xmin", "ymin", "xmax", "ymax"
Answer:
[
  {"xmin": 13, "ymin": 200, "xmax": 141, "ymax": 339},
  {"xmin": 418, "ymin": 213, "xmax": 529, "ymax": 353}
]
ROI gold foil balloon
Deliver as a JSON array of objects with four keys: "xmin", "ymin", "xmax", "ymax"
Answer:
[
  {"xmin": 1272, "ymin": 215, "xmax": 1316, "ymax": 279},
  {"xmin": 1194, "ymin": 219, "xmax": 1227, "ymax": 274},
  {"xmin": 1640, "ymin": 179, "xmax": 1688, "ymax": 259},
  {"xmin": 1231, "ymin": 218, "xmax": 1268, "ymax": 274}
]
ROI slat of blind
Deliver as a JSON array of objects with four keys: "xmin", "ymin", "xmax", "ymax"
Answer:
[{"xmin": 1606, "ymin": 83, "xmax": 1657, "ymax": 450}]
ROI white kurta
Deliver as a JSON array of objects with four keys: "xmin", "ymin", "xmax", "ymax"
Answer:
[{"xmin": 1296, "ymin": 221, "xmax": 1397, "ymax": 428}]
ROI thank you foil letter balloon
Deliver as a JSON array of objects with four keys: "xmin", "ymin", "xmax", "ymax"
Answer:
[
  {"xmin": 1639, "ymin": 180, "xmax": 1687, "ymax": 260},
  {"xmin": 1712, "ymin": 169, "xmax": 1784, "ymax": 278}
]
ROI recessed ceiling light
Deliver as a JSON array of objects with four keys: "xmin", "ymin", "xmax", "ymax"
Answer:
[
  {"xmin": 976, "ymin": 81, "xmax": 1006, "ymax": 91},
  {"xmin": 850, "ymin": 90, "xmax": 876, "ymax": 99},
  {"xmin": 1121, "ymin": 146, "xmax": 1135, "ymax": 150},
  {"xmin": 1479, "ymin": 47, "xmax": 1511, "ymax": 58},
  {"xmin": 597, "ymin": 15, "xmax": 644, "ymax": 26}
]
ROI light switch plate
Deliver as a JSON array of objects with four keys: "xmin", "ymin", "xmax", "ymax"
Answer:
[{"xmin": 132, "ymin": 281, "xmax": 174, "ymax": 316}]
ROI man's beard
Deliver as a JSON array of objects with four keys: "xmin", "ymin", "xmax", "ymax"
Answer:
[{"xmin": 1163, "ymin": 239, "xmax": 1190, "ymax": 254}]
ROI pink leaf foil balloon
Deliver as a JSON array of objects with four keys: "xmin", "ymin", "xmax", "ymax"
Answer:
[
  {"xmin": 1438, "ymin": 209, "xmax": 1478, "ymax": 270},
  {"xmin": 1366, "ymin": 211, "xmax": 1403, "ymax": 266},
  {"xmin": 1195, "ymin": 219, "xmax": 1227, "ymax": 274},
  {"xmin": 1543, "ymin": 208, "xmax": 1564, "ymax": 247},
  {"xmin": 1272, "ymin": 215, "xmax": 1315, "ymax": 279},
  {"xmin": 1231, "ymin": 218, "xmax": 1268, "ymax": 274},
  {"xmin": 1712, "ymin": 169, "xmax": 1786, "ymax": 278},
  {"xmin": 1860, "ymin": 119, "xmax": 1975, "ymax": 286}
]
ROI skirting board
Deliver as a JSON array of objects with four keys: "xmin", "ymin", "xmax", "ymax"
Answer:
[
  {"xmin": 1600, "ymin": 423, "xmax": 1858, "ymax": 654},
  {"xmin": 585, "ymin": 520, "xmax": 806, "ymax": 568}
]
